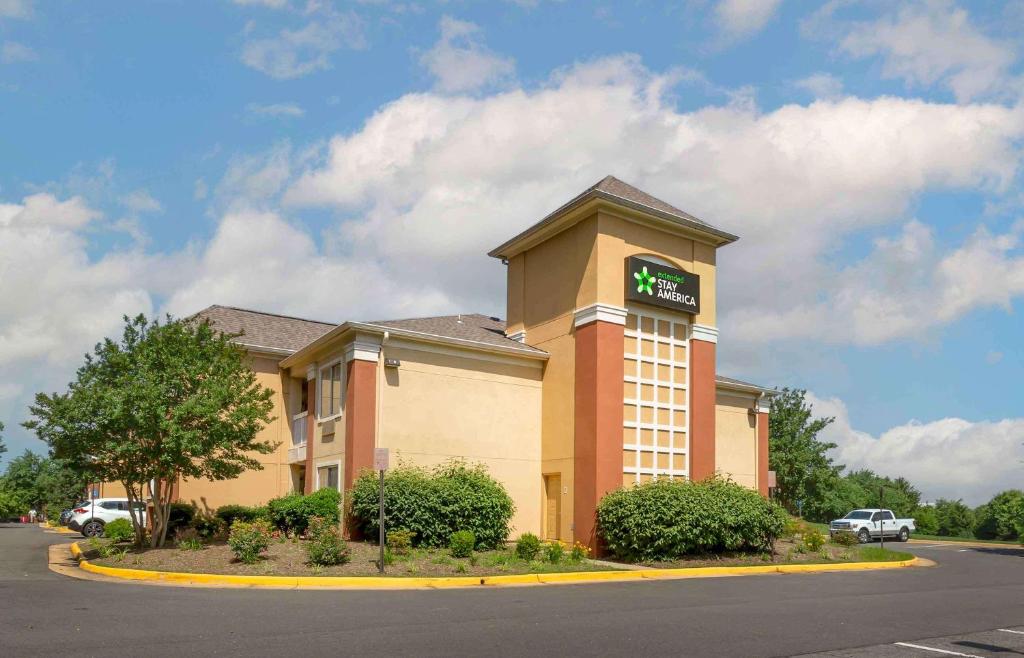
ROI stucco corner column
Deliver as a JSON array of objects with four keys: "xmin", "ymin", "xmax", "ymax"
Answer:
[
  {"xmin": 689, "ymin": 324, "xmax": 718, "ymax": 482},
  {"xmin": 756, "ymin": 397, "xmax": 770, "ymax": 497},
  {"xmin": 573, "ymin": 304, "xmax": 626, "ymax": 553},
  {"xmin": 304, "ymin": 365, "xmax": 316, "ymax": 495}
]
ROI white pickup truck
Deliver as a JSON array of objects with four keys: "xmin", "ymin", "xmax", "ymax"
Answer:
[{"xmin": 829, "ymin": 509, "xmax": 915, "ymax": 543}]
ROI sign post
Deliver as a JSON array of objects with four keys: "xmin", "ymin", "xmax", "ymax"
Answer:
[{"xmin": 374, "ymin": 448, "xmax": 389, "ymax": 574}]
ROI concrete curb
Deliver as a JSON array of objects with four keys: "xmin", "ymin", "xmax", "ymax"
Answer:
[
  {"xmin": 69, "ymin": 542, "xmax": 922, "ymax": 590},
  {"xmin": 909, "ymin": 538, "xmax": 1023, "ymax": 550}
]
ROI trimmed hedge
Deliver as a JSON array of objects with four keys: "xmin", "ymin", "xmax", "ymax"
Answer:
[
  {"xmin": 596, "ymin": 477, "xmax": 787, "ymax": 562},
  {"xmin": 215, "ymin": 504, "xmax": 268, "ymax": 527},
  {"xmin": 267, "ymin": 488, "xmax": 341, "ymax": 535},
  {"xmin": 349, "ymin": 460, "xmax": 514, "ymax": 549}
]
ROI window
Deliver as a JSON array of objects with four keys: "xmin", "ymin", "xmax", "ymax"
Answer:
[
  {"xmin": 317, "ymin": 465, "xmax": 339, "ymax": 491},
  {"xmin": 882, "ymin": 511, "xmax": 895, "ymax": 521},
  {"xmin": 871, "ymin": 512, "xmax": 882, "ymax": 522},
  {"xmin": 319, "ymin": 362, "xmax": 343, "ymax": 419}
]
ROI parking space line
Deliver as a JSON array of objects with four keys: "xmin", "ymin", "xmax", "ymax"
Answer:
[
  {"xmin": 893, "ymin": 642, "xmax": 983, "ymax": 657},
  {"xmin": 998, "ymin": 629, "xmax": 1024, "ymax": 635}
]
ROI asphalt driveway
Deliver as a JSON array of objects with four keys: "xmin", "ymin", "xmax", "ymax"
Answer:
[{"xmin": 3, "ymin": 524, "xmax": 1023, "ymax": 657}]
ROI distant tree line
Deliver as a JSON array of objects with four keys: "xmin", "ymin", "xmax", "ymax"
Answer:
[{"xmin": 769, "ymin": 388, "xmax": 1023, "ymax": 541}]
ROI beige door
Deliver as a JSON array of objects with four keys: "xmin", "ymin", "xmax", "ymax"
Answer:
[{"xmin": 544, "ymin": 475, "xmax": 561, "ymax": 540}]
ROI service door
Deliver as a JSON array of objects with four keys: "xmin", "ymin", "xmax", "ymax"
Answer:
[{"xmin": 544, "ymin": 474, "xmax": 561, "ymax": 540}]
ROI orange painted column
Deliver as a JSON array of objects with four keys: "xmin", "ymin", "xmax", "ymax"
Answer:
[
  {"xmin": 344, "ymin": 358, "xmax": 377, "ymax": 493},
  {"xmin": 303, "ymin": 376, "xmax": 316, "ymax": 494},
  {"xmin": 574, "ymin": 319, "xmax": 625, "ymax": 553},
  {"xmin": 757, "ymin": 410, "xmax": 769, "ymax": 497},
  {"xmin": 688, "ymin": 335, "xmax": 717, "ymax": 481}
]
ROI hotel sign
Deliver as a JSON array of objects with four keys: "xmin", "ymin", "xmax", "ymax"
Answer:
[{"xmin": 625, "ymin": 256, "xmax": 700, "ymax": 314}]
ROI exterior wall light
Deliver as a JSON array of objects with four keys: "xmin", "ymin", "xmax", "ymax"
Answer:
[{"xmin": 384, "ymin": 358, "xmax": 401, "ymax": 368}]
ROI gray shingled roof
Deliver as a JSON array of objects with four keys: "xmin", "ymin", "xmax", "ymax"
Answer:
[
  {"xmin": 192, "ymin": 305, "xmax": 337, "ymax": 354},
  {"xmin": 716, "ymin": 374, "xmax": 775, "ymax": 394},
  {"xmin": 365, "ymin": 313, "xmax": 546, "ymax": 355},
  {"xmin": 489, "ymin": 175, "xmax": 738, "ymax": 258}
]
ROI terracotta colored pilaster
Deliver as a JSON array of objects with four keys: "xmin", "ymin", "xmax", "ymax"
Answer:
[
  {"xmin": 304, "ymin": 377, "xmax": 316, "ymax": 494},
  {"xmin": 757, "ymin": 411, "xmax": 769, "ymax": 497},
  {"xmin": 344, "ymin": 359, "xmax": 377, "ymax": 493},
  {"xmin": 573, "ymin": 319, "xmax": 625, "ymax": 553},
  {"xmin": 689, "ymin": 338, "xmax": 716, "ymax": 481}
]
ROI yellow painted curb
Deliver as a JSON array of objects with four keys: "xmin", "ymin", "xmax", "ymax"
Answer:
[{"xmin": 69, "ymin": 542, "xmax": 920, "ymax": 590}]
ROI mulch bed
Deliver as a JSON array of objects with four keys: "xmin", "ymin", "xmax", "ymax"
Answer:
[
  {"xmin": 87, "ymin": 539, "xmax": 618, "ymax": 578},
  {"xmin": 633, "ymin": 537, "xmax": 897, "ymax": 569}
]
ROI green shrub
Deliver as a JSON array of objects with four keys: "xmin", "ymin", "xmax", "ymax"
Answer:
[
  {"xmin": 349, "ymin": 460, "xmax": 514, "ymax": 549},
  {"xmin": 515, "ymin": 533, "xmax": 541, "ymax": 561},
  {"xmin": 215, "ymin": 504, "xmax": 269, "ymax": 527},
  {"xmin": 545, "ymin": 542, "xmax": 564, "ymax": 564},
  {"xmin": 167, "ymin": 502, "xmax": 196, "ymax": 537},
  {"xmin": 267, "ymin": 488, "xmax": 341, "ymax": 536},
  {"xmin": 175, "ymin": 527, "xmax": 204, "ymax": 551},
  {"xmin": 802, "ymin": 529, "xmax": 825, "ymax": 552},
  {"xmin": 830, "ymin": 531, "xmax": 859, "ymax": 547},
  {"xmin": 305, "ymin": 516, "xmax": 349, "ymax": 566},
  {"xmin": 388, "ymin": 529, "xmax": 415, "ymax": 555},
  {"xmin": 104, "ymin": 518, "xmax": 135, "ymax": 543},
  {"xmin": 569, "ymin": 541, "xmax": 589, "ymax": 563},
  {"xmin": 449, "ymin": 530, "xmax": 475, "ymax": 558},
  {"xmin": 782, "ymin": 516, "xmax": 807, "ymax": 539},
  {"xmin": 191, "ymin": 513, "xmax": 224, "ymax": 540},
  {"xmin": 227, "ymin": 520, "xmax": 272, "ymax": 564},
  {"xmin": 596, "ymin": 476, "xmax": 788, "ymax": 562}
]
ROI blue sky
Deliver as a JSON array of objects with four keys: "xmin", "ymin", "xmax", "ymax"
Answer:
[{"xmin": 1, "ymin": 0, "xmax": 1023, "ymax": 503}]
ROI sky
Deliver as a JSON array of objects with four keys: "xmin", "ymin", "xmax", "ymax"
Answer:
[{"xmin": 1, "ymin": 0, "xmax": 1022, "ymax": 505}]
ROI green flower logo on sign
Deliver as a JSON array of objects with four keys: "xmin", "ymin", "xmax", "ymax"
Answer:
[{"xmin": 634, "ymin": 266, "xmax": 655, "ymax": 295}]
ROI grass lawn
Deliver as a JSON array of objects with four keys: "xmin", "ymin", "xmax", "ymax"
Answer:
[{"xmin": 83, "ymin": 538, "xmax": 621, "ymax": 578}]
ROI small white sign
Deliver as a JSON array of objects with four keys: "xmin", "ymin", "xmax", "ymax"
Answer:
[{"xmin": 374, "ymin": 448, "xmax": 389, "ymax": 471}]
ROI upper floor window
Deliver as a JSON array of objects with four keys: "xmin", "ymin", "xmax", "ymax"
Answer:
[{"xmin": 319, "ymin": 362, "xmax": 343, "ymax": 419}]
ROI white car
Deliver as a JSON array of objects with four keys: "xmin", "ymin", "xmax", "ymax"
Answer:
[
  {"xmin": 68, "ymin": 498, "xmax": 146, "ymax": 538},
  {"xmin": 829, "ymin": 508, "xmax": 915, "ymax": 543}
]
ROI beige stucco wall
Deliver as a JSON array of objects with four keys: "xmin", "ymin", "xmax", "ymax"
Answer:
[
  {"xmin": 176, "ymin": 355, "xmax": 296, "ymax": 511},
  {"xmin": 714, "ymin": 390, "xmax": 758, "ymax": 489},
  {"xmin": 378, "ymin": 341, "xmax": 544, "ymax": 538}
]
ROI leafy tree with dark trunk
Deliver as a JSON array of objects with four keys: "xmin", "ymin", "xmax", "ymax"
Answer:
[
  {"xmin": 25, "ymin": 314, "xmax": 276, "ymax": 547},
  {"xmin": 768, "ymin": 388, "xmax": 839, "ymax": 517},
  {"xmin": 974, "ymin": 490, "xmax": 1023, "ymax": 540},
  {"xmin": 1, "ymin": 450, "xmax": 45, "ymax": 511}
]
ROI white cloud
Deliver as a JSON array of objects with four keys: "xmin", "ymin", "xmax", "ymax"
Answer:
[
  {"xmin": 419, "ymin": 16, "xmax": 515, "ymax": 93},
  {"xmin": 809, "ymin": 392, "xmax": 1024, "ymax": 505},
  {"xmin": 1, "ymin": 41, "xmax": 36, "ymax": 63},
  {"xmin": 0, "ymin": 0, "xmax": 31, "ymax": 19},
  {"xmin": 0, "ymin": 193, "xmax": 101, "ymax": 229},
  {"xmin": 813, "ymin": 0, "xmax": 1018, "ymax": 102},
  {"xmin": 246, "ymin": 101, "xmax": 305, "ymax": 118},
  {"xmin": 119, "ymin": 189, "xmax": 162, "ymax": 214},
  {"xmin": 794, "ymin": 72, "xmax": 843, "ymax": 100},
  {"xmin": 285, "ymin": 55, "xmax": 1024, "ymax": 338},
  {"xmin": 239, "ymin": 5, "xmax": 366, "ymax": 79},
  {"xmin": 714, "ymin": 0, "xmax": 782, "ymax": 40}
]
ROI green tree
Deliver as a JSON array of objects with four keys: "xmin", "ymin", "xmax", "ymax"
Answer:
[
  {"xmin": 768, "ymin": 388, "xmax": 840, "ymax": 517},
  {"xmin": 914, "ymin": 505, "xmax": 939, "ymax": 535},
  {"xmin": 934, "ymin": 498, "xmax": 975, "ymax": 537},
  {"xmin": 0, "ymin": 420, "xmax": 6, "ymax": 460},
  {"xmin": 974, "ymin": 490, "xmax": 1023, "ymax": 540},
  {"xmin": 25, "ymin": 314, "xmax": 276, "ymax": 547},
  {"xmin": 0, "ymin": 450, "xmax": 45, "ymax": 511},
  {"xmin": 36, "ymin": 458, "xmax": 89, "ymax": 515}
]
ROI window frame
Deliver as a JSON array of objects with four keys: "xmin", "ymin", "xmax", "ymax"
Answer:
[
  {"xmin": 314, "ymin": 459, "xmax": 343, "ymax": 492},
  {"xmin": 317, "ymin": 358, "xmax": 345, "ymax": 421}
]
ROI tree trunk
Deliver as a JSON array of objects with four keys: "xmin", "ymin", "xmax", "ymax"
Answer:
[
  {"xmin": 148, "ymin": 477, "xmax": 176, "ymax": 548},
  {"xmin": 123, "ymin": 481, "xmax": 146, "ymax": 547}
]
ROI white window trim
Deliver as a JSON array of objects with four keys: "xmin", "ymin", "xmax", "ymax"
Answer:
[
  {"xmin": 314, "ymin": 459, "xmax": 343, "ymax": 492},
  {"xmin": 317, "ymin": 358, "xmax": 345, "ymax": 422}
]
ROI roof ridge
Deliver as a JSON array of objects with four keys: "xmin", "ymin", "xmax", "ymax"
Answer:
[
  {"xmin": 366, "ymin": 311, "xmax": 501, "ymax": 324},
  {"xmin": 208, "ymin": 304, "xmax": 338, "ymax": 327}
]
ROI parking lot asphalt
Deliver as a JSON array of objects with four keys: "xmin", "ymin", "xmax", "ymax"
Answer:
[{"xmin": 3, "ymin": 524, "xmax": 1023, "ymax": 657}]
